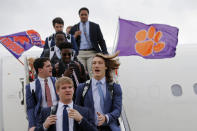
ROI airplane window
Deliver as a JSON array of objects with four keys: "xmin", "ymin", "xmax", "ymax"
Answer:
[
  {"xmin": 193, "ymin": 83, "xmax": 197, "ymax": 95},
  {"xmin": 171, "ymin": 84, "xmax": 182, "ymax": 96}
]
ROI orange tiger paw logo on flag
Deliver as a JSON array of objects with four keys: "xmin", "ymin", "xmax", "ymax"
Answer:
[
  {"xmin": 115, "ymin": 18, "xmax": 179, "ymax": 58},
  {"xmin": 135, "ymin": 26, "xmax": 165, "ymax": 56}
]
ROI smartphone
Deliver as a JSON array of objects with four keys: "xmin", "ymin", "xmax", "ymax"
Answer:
[
  {"xmin": 50, "ymin": 106, "xmax": 56, "ymax": 115},
  {"xmin": 69, "ymin": 63, "xmax": 76, "ymax": 69}
]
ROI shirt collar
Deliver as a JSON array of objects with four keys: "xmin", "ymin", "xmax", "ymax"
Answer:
[
  {"xmin": 80, "ymin": 21, "xmax": 89, "ymax": 26},
  {"xmin": 38, "ymin": 76, "xmax": 49, "ymax": 82},
  {"xmin": 92, "ymin": 77, "xmax": 106, "ymax": 86},
  {"xmin": 58, "ymin": 101, "xmax": 73, "ymax": 109},
  {"xmin": 55, "ymin": 46, "xmax": 60, "ymax": 52}
]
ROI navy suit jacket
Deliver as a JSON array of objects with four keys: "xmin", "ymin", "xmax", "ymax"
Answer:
[
  {"xmin": 35, "ymin": 104, "xmax": 98, "ymax": 131},
  {"xmin": 75, "ymin": 80, "xmax": 122, "ymax": 131},
  {"xmin": 41, "ymin": 47, "xmax": 60, "ymax": 66},
  {"xmin": 70, "ymin": 21, "xmax": 108, "ymax": 54},
  {"xmin": 41, "ymin": 34, "xmax": 78, "ymax": 57},
  {"xmin": 26, "ymin": 77, "xmax": 59, "ymax": 128},
  {"xmin": 44, "ymin": 34, "xmax": 56, "ymax": 50}
]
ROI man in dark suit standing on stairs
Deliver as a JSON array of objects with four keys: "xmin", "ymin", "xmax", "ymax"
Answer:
[
  {"xmin": 26, "ymin": 58, "xmax": 59, "ymax": 131},
  {"xmin": 70, "ymin": 7, "xmax": 108, "ymax": 77},
  {"xmin": 35, "ymin": 77, "xmax": 97, "ymax": 131}
]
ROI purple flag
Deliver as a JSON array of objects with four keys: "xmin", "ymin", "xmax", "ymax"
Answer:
[
  {"xmin": 115, "ymin": 18, "xmax": 179, "ymax": 59},
  {"xmin": 0, "ymin": 30, "xmax": 45, "ymax": 59}
]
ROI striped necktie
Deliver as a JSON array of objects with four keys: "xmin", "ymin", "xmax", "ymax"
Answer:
[{"xmin": 44, "ymin": 79, "xmax": 53, "ymax": 107}]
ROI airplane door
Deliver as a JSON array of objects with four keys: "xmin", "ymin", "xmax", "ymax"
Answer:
[
  {"xmin": 0, "ymin": 58, "xmax": 4, "ymax": 131},
  {"xmin": 1, "ymin": 56, "xmax": 28, "ymax": 131}
]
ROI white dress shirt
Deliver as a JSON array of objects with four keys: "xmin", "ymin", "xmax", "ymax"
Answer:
[
  {"xmin": 38, "ymin": 76, "xmax": 58, "ymax": 108},
  {"xmin": 56, "ymin": 101, "xmax": 74, "ymax": 131},
  {"xmin": 54, "ymin": 46, "xmax": 61, "ymax": 59}
]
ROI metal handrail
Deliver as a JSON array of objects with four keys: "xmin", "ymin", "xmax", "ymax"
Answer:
[{"xmin": 120, "ymin": 105, "xmax": 131, "ymax": 131}]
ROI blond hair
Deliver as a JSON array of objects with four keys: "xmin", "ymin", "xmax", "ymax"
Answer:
[{"xmin": 55, "ymin": 77, "xmax": 74, "ymax": 90}]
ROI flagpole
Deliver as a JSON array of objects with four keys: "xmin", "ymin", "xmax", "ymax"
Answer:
[
  {"xmin": 112, "ymin": 17, "xmax": 120, "ymax": 82},
  {"xmin": 112, "ymin": 17, "xmax": 120, "ymax": 54},
  {"xmin": 18, "ymin": 59, "xmax": 24, "ymax": 66},
  {"xmin": 111, "ymin": 19, "xmax": 132, "ymax": 130}
]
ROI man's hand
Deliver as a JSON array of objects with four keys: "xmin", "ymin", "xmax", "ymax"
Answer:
[
  {"xmin": 74, "ymin": 31, "xmax": 81, "ymax": 38},
  {"xmin": 43, "ymin": 115, "xmax": 57, "ymax": 129},
  {"xmin": 68, "ymin": 109, "xmax": 83, "ymax": 122},
  {"xmin": 29, "ymin": 126, "xmax": 35, "ymax": 131},
  {"xmin": 63, "ymin": 67, "xmax": 73, "ymax": 77},
  {"xmin": 97, "ymin": 112, "xmax": 106, "ymax": 126}
]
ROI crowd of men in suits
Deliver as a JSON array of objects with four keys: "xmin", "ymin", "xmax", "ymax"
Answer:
[{"xmin": 26, "ymin": 7, "xmax": 122, "ymax": 131}]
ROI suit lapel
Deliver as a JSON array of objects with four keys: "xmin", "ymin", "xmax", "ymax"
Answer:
[
  {"xmin": 89, "ymin": 21, "xmax": 93, "ymax": 42},
  {"xmin": 77, "ymin": 23, "xmax": 80, "ymax": 30},
  {"xmin": 73, "ymin": 105, "xmax": 81, "ymax": 131},
  {"xmin": 35, "ymin": 79, "xmax": 42, "ymax": 104},
  {"xmin": 73, "ymin": 104, "xmax": 77, "ymax": 131},
  {"xmin": 86, "ymin": 83, "xmax": 94, "ymax": 109},
  {"xmin": 85, "ymin": 82, "xmax": 97, "ymax": 123},
  {"xmin": 73, "ymin": 104, "xmax": 78, "ymax": 110},
  {"xmin": 50, "ymin": 77, "xmax": 59, "ymax": 100},
  {"xmin": 76, "ymin": 23, "xmax": 81, "ymax": 48},
  {"xmin": 104, "ymin": 83, "xmax": 112, "ymax": 114}
]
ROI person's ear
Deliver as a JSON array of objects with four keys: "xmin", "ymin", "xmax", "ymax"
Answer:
[
  {"xmin": 56, "ymin": 89, "xmax": 60, "ymax": 95},
  {"xmin": 38, "ymin": 68, "xmax": 42, "ymax": 73}
]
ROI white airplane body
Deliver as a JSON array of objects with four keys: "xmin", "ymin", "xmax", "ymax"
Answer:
[
  {"xmin": 0, "ymin": 44, "xmax": 197, "ymax": 131},
  {"xmin": 119, "ymin": 44, "xmax": 197, "ymax": 131}
]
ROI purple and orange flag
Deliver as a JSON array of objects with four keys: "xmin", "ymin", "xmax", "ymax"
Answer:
[
  {"xmin": 0, "ymin": 30, "xmax": 45, "ymax": 59},
  {"xmin": 115, "ymin": 18, "xmax": 179, "ymax": 59}
]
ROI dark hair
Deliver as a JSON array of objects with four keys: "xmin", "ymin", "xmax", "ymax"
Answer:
[
  {"xmin": 93, "ymin": 54, "xmax": 120, "ymax": 83},
  {"xmin": 59, "ymin": 42, "xmax": 73, "ymax": 51},
  {"xmin": 55, "ymin": 31, "xmax": 66, "ymax": 38},
  {"xmin": 78, "ymin": 7, "xmax": 89, "ymax": 15},
  {"xmin": 52, "ymin": 17, "xmax": 64, "ymax": 27},
  {"xmin": 33, "ymin": 57, "xmax": 50, "ymax": 74}
]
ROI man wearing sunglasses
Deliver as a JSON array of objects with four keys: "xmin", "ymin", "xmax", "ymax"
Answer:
[
  {"xmin": 70, "ymin": 7, "xmax": 108, "ymax": 77},
  {"xmin": 53, "ymin": 42, "xmax": 88, "ymax": 100},
  {"xmin": 42, "ymin": 31, "xmax": 78, "ymax": 66}
]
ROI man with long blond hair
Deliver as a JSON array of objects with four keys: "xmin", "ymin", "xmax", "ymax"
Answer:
[{"xmin": 75, "ymin": 52, "xmax": 122, "ymax": 131}]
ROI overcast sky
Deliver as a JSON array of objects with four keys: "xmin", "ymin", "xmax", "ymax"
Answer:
[{"xmin": 0, "ymin": 0, "xmax": 197, "ymax": 51}]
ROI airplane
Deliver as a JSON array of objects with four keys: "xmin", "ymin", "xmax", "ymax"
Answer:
[
  {"xmin": 0, "ymin": 44, "xmax": 197, "ymax": 131},
  {"xmin": 118, "ymin": 44, "xmax": 197, "ymax": 131}
]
